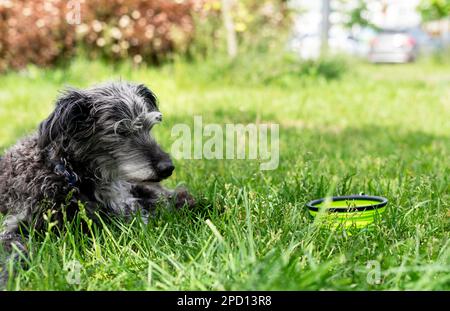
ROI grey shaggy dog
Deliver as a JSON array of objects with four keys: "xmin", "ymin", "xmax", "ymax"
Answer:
[{"xmin": 0, "ymin": 81, "xmax": 194, "ymax": 284}]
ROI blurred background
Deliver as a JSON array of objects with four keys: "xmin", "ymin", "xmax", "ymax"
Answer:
[
  {"xmin": 1, "ymin": 0, "xmax": 449, "ymax": 148},
  {"xmin": 289, "ymin": 0, "xmax": 449, "ymax": 63}
]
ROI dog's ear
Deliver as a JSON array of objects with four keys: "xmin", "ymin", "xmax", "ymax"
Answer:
[
  {"xmin": 38, "ymin": 88, "xmax": 93, "ymax": 148},
  {"xmin": 136, "ymin": 84, "xmax": 158, "ymax": 110}
]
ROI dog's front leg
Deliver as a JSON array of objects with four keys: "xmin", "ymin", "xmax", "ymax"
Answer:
[
  {"xmin": 132, "ymin": 183, "xmax": 195, "ymax": 211},
  {"xmin": 171, "ymin": 186, "xmax": 196, "ymax": 210}
]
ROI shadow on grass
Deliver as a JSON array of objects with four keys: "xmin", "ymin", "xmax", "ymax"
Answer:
[
  {"xmin": 161, "ymin": 114, "xmax": 449, "ymax": 163},
  {"xmin": 282, "ymin": 124, "xmax": 449, "ymax": 161},
  {"xmin": 3, "ymin": 115, "xmax": 448, "ymax": 178},
  {"xmin": 157, "ymin": 116, "xmax": 449, "ymax": 220},
  {"xmin": 2, "ymin": 117, "xmax": 447, "ymax": 212}
]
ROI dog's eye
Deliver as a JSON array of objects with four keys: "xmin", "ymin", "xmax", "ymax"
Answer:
[
  {"xmin": 116, "ymin": 130, "xmax": 132, "ymax": 138},
  {"xmin": 130, "ymin": 111, "xmax": 162, "ymax": 133},
  {"xmin": 113, "ymin": 120, "xmax": 132, "ymax": 137}
]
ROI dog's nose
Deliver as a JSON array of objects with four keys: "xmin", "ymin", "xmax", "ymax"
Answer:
[{"xmin": 156, "ymin": 161, "xmax": 175, "ymax": 178}]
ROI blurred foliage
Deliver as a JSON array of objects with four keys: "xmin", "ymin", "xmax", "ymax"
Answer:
[
  {"xmin": 0, "ymin": 0, "xmax": 76, "ymax": 72},
  {"xmin": 340, "ymin": 0, "xmax": 378, "ymax": 30},
  {"xmin": 0, "ymin": 0, "xmax": 293, "ymax": 72},
  {"xmin": 78, "ymin": 0, "xmax": 197, "ymax": 64},
  {"xmin": 174, "ymin": 52, "xmax": 348, "ymax": 89},
  {"xmin": 191, "ymin": 0, "xmax": 292, "ymax": 58},
  {"xmin": 0, "ymin": 0, "xmax": 199, "ymax": 71},
  {"xmin": 418, "ymin": 0, "xmax": 450, "ymax": 21}
]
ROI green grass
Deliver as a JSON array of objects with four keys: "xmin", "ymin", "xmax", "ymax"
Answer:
[{"xmin": 0, "ymin": 57, "xmax": 449, "ymax": 290}]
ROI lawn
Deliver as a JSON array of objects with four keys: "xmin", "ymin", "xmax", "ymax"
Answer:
[{"xmin": 0, "ymin": 57, "xmax": 449, "ymax": 290}]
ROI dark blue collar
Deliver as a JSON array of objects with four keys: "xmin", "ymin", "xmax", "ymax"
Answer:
[{"xmin": 54, "ymin": 158, "xmax": 78, "ymax": 187}]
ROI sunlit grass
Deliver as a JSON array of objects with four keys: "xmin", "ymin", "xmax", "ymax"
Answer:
[{"xmin": 0, "ymin": 57, "xmax": 449, "ymax": 290}]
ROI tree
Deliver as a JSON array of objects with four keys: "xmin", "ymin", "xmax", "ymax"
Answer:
[
  {"xmin": 321, "ymin": 0, "xmax": 331, "ymax": 55},
  {"xmin": 418, "ymin": 0, "xmax": 450, "ymax": 21},
  {"xmin": 221, "ymin": 0, "xmax": 238, "ymax": 59},
  {"xmin": 344, "ymin": 0, "xmax": 377, "ymax": 29}
]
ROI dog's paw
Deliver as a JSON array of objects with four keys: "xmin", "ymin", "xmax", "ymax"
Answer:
[{"xmin": 173, "ymin": 188, "xmax": 196, "ymax": 209}]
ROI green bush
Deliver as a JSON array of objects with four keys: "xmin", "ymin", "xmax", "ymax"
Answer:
[
  {"xmin": 0, "ymin": 0, "xmax": 294, "ymax": 72},
  {"xmin": 190, "ymin": 0, "xmax": 292, "ymax": 59},
  {"xmin": 0, "ymin": 0, "xmax": 76, "ymax": 72},
  {"xmin": 78, "ymin": 0, "xmax": 197, "ymax": 64},
  {"xmin": 174, "ymin": 52, "xmax": 348, "ymax": 88}
]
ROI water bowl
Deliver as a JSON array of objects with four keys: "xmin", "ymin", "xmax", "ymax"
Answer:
[{"xmin": 306, "ymin": 195, "xmax": 388, "ymax": 229}]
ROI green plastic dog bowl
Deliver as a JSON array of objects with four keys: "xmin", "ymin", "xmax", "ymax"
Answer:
[{"xmin": 306, "ymin": 195, "xmax": 388, "ymax": 229}]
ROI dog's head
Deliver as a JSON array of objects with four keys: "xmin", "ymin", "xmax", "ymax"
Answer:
[{"xmin": 38, "ymin": 81, "xmax": 174, "ymax": 183}]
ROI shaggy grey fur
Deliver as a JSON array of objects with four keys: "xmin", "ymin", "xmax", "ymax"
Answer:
[{"xmin": 0, "ymin": 81, "xmax": 194, "ymax": 285}]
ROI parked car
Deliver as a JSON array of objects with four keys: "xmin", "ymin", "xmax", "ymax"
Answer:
[
  {"xmin": 368, "ymin": 28, "xmax": 434, "ymax": 63},
  {"xmin": 288, "ymin": 31, "xmax": 371, "ymax": 60}
]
